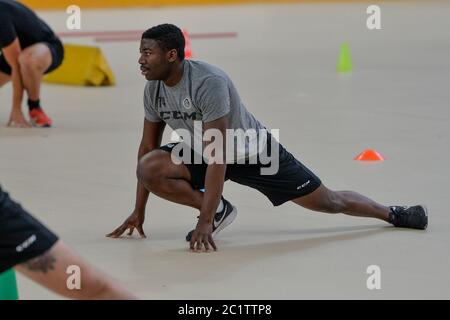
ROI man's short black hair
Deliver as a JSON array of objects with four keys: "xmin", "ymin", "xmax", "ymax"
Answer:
[{"xmin": 142, "ymin": 24, "xmax": 185, "ymax": 61}]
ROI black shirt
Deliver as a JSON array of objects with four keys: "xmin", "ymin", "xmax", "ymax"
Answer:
[{"xmin": 0, "ymin": 0, "xmax": 58, "ymax": 49}]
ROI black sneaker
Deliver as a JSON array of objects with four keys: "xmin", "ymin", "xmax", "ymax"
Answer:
[
  {"xmin": 186, "ymin": 197, "xmax": 237, "ymax": 242},
  {"xmin": 389, "ymin": 205, "xmax": 428, "ymax": 230}
]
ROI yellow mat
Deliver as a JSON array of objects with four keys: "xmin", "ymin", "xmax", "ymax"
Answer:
[{"xmin": 44, "ymin": 44, "xmax": 115, "ymax": 86}]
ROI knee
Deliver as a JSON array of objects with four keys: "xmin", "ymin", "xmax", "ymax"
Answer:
[
  {"xmin": 136, "ymin": 151, "xmax": 167, "ymax": 188},
  {"xmin": 18, "ymin": 52, "xmax": 42, "ymax": 73}
]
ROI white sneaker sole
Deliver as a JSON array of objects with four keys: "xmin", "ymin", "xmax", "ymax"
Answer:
[{"xmin": 212, "ymin": 205, "xmax": 237, "ymax": 238}]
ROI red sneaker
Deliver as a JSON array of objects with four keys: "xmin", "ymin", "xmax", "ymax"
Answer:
[{"xmin": 29, "ymin": 108, "xmax": 53, "ymax": 128}]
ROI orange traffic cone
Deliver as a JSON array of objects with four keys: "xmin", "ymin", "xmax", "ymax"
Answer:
[
  {"xmin": 183, "ymin": 29, "xmax": 192, "ymax": 59},
  {"xmin": 354, "ymin": 149, "xmax": 385, "ymax": 161}
]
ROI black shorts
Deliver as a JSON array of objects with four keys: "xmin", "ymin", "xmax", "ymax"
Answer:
[
  {"xmin": 158, "ymin": 137, "xmax": 322, "ymax": 206},
  {"xmin": 0, "ymin": 187, "xmax": 59, "ymax": 274},
  {"xmin": 0, "ymin": 39, "xmax": 64, "ymax": 76}
]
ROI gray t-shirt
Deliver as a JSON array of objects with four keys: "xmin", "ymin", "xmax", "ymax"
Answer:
[{"xmin": 144, "ymin": 60, "xmax": 267, "ymax": 163}]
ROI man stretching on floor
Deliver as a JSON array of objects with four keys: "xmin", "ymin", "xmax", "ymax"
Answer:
[{"xmin": 107, "ymin": 24, "xmax": 428, "ymax": 252}]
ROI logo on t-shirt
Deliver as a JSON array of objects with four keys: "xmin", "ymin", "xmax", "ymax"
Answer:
[
  {"xmin": 183, "ymin": 97, "xmax": 192, "ymax": 110},
  {"xmin": 159, "ymin": 111, "xmax": 201, "ymax": 121},
  {"xmin": 157, "ymin": 97, "xmax": 166, "ymax": 109}
]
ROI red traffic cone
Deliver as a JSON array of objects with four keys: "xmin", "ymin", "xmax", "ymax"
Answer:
[
  {"xmin": 182, "ymin": 29, "xmax": 192, "ymax": 59},
  {"xmin": 354, "ymin": 149, "xmax": 385, "ymax": 161}
]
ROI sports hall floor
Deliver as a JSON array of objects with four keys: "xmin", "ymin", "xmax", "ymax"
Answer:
[{"xmin": 1, "ymin": 1, "xmax": 449, "ymax": 299}]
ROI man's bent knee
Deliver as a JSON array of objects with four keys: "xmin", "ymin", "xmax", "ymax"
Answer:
[
  {"xmin": 18, "ymin": 51, "xmax": 48, "ymax": 74},
  {"xmin": 137, "ymin": 151, "xmax": 164, "ymax": 186}
]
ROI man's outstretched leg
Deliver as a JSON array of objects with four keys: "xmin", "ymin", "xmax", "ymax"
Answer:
[{"xmin": 293, "ymin": 184, "xmax": 428, "ymax": 230}]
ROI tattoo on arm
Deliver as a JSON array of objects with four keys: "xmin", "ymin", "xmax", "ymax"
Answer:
[{"xmin": 22, "ymin": 251, "xmax": 56, "ymax": 273}]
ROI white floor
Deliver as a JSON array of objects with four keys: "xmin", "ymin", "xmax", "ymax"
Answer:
[{"xmin": 1, "ymin": 1, "xmax": 449, "ymax": 299}]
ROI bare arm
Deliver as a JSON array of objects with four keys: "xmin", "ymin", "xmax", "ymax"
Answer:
[
  {"xmin": 199, "ymin": 117, "xmax": 227, "ymax": 224},
  {"xmin": 2, "ymin": 38, "xmax": 24, "ymax": 112},
  {"xmin": 16, "ymin": 240, "xmax": 137, "ymax": 299},
  {"xmin": 134, "ymin": 119, "xmax": 166, "ymax": 213},
  {"xmin": 190, "ymin": 116, "xmax": 228, "ymax": 251},
  {"xmin": 106, "ymin": 119, "xmax": 165, "ymax": 238}
]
